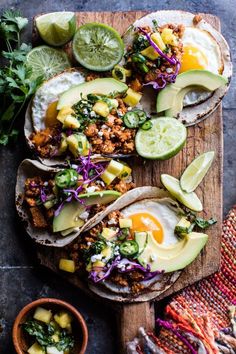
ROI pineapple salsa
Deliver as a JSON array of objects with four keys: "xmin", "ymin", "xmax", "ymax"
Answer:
[
  {"xmin": 29, "ymin": 76, "xmax": 153, "ymax": 160},
  {"xmin": 23, "ymin": 306, "xmax": 74, "ymax": 354}
]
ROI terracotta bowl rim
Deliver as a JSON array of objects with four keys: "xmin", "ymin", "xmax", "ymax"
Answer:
[{"xmin": 12, "ymin": 297, "xmax": 88, "ymax": 354}]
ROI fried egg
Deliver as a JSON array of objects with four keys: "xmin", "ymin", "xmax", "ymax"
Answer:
[
  {"xmin": 180, "ymin": 27, "xmax": 223, "ymax": 106},
  {"xmin": 32, "ymin": 71, "xmax": 85, "ymax": 132},
  {"xmin": 122, "ymin": 199, "xmax": 180, "ymax": 246}
]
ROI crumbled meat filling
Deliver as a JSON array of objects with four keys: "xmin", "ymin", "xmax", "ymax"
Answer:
[
  {"xmin": 193, "ymin": 14, "xmax": 203, "ymax": 25},
  {"xmin": 86, "ymin": 116, "xmax": 136, "ymax": 155},
  {"xmin": 30, "ymin": 127, "xmax": 60, "ymax": 158},
  {"xmin": 29, "ymin": 206, "xmax": 48, "ymax": 228}
]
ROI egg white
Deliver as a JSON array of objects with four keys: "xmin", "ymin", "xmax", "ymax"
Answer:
[
  {"xmin": 122, "ymin": 199, "xmax": 181, "ymax": 246},
  {"xmin": 32, "ymin": 71, "xmax": 85, "ymax": 132},
  {"xmin": 181, "ymin": 27, "xmax": 223, "ymax": 106}
]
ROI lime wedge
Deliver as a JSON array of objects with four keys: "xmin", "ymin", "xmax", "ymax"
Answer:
[
  {"xmin": 135, "ymin": 117, "xmax": 187, "ymax": 160},
  {"xmin": 180, "ymin": 151, "xmax": 215, "ymax": 192},
  {"xmin": 161, "ymin": 174, "xmax": 203, "ymax": 212},
  {"xmin": 26, "ymin": 46, "xmax": 71, "ymax": 80},
  {"xmin": 72, "ymin": 23, "xmax": 124, "ymax": 71},
  {"xmin": 36, "ymin": 12, "xmax": 76, "ymax": 46}
]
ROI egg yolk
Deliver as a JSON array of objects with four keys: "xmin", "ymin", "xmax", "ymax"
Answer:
[
  {"xmin": 179, "ymin": 45, "xmax": 208, "ymax": 73},
  {"xmin": 45, "ymin": 101, "xmax": 59, "ymax": 127},
  {"xmin": 129, "ymin": 212, "xmax": 164, "ymax": 244}
]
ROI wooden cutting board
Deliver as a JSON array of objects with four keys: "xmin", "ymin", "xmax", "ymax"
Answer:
[{"xmin": 35, "ymin": 11, "xmax": 222, "ymax": 353}]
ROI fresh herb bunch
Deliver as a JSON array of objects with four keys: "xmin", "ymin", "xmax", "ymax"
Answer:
[
  {"xmin": 24, "ymin": 319, "xmax": 74, "ymax": 351},
  {"xmin": 0, "ymin": 10, "xmax": 43, "ymax": 145}
]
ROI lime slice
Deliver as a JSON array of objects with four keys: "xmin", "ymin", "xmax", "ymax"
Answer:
[
  {"xmin": 135, "ymin": 117, "xmax": 187, "ymax": 160},
  {"xmin": 35, "ymin": 12, "xmax": 76, "ymax": 46},
  {"xmin": 161, "ymin": 174, "xmax": 203, "ymax": 212},
  {"xmin": 72, "ymin": 23, "xmax": 124, "ymax": 71},
  {"xmin": 26, "ymin": 46, "xmax": 71, "ymax": 80},
  {"xmin": 180, "ymin": 151, "xmax": 215, "ymax": 192}
]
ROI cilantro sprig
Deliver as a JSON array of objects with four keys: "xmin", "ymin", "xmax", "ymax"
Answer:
[
  {"xmin": 0, "ymin": 10, "xmax": 43, "ymax": 145},
  {"xmin": 24, "ymin": 319, "xmax": 74, "ymax": 351}
]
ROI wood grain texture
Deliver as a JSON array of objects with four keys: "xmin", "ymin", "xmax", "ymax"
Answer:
[{"xmin": 35, "ymin": 11, "xmax": 222, "ymax": 352}]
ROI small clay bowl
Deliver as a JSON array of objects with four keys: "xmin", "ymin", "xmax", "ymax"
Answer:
[{"xmin": 12, "ymin": 298, "xmax": 88, "ymax": 354}]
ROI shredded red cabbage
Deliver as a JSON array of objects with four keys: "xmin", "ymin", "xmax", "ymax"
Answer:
[
  {"xmin": 53, "ymin": 150, "xmax": 106, "ymax": 217},
  {"xmin": 138, "ymin": 27, "xmax": 177, "ymax": 65},
  {"xmin": 40, "ymin": 187, "xmax": 47, "ymax": 203},
  {"xmin": 89, "ymin": 257, "xmax": 163, "ymax": 283},
  {"xmin": 156, "ymin": 319, "xmax": 198, "ymax": 354},
  {"xmin": 138, "ymin": 27, "xmax": 180, "ymax": 90}
]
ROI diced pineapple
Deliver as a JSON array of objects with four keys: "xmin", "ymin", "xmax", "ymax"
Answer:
[
  {"xmin": 119, "ymin": 218, "xmax": 133, "ymax": 228},
  {"xmin": 63, "ymin": 115, "xmax": 80, "ymax": 129},
  {"xmin": 27, "ymin": 342, "xmax": 45, "ymax": 354},
  {"xmin": 58, "ymin": 133, "xmax": 68, "ymax": 155},
  {"xmin": 119, "ymin": 165, "xmax": 132, "ymax": 180},
  {"xmin": 57, "ymin": 107, "xmax": 75, "ymax": 124},
  {"xmin": 59, "ymin": 259, "xmax": 75, "ymax": 273},
  {"xmin": 54, "ymin": 311, "xmax": 72, "ymax": 329},
  {"xmin": 175, "ymin": 217, "xmax": 191, "ymax": 237},
  {"xmin": 51, "ymin": 333, "xmax": 60, "ymax": 343},
  {"xmin": 93, "ymin": 101, "xmax": 110, "ymax": 117},
  {"xmin": 106, "ymin": 160, "xmax": 124, "ymax": 176},
  {"xmin": 141, "ymin": 32, "xmax": 166, "ymax": 60},
  {"xmin": 67, "ymin": 134, "xmax": 89, "ymax": 157},
  {"xmin": 33, "ymin": 307, "xmax": 52, "ymax": 324},
  {"xmin": 101, "ymin": 227, "xmax": 117, "ymax": 240},
  {"xmin": 151, "ymin": 32, "xmax": 166, "ymax": 51},
  {"xmin": 100, "ymin": 170, "xmax": 116, "ymax": 185},
  {"xmin": 161, "ymin": 28, "xmax": 178, "ymax": 46},
  {"xmin": 141, "ymin": 46, "xmax": 159, "ymax": 60},
  {"xmin": 101, "ymin": 246, "xmax": 113, "ymax": 259},
  {"xmin": 123, "ymin": 88, "xmax": 142, "ymax": 107},
  {"xmin": 46, "ymin": 347, "xmax": 63, "ymax": 354},
  {"xmin": 92, "ymin": 260, "xmax": 106, "ymax": 268}
]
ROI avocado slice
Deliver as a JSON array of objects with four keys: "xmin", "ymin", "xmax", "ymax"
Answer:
[
  {"xmin": 53, "ymin": 203, "xmax": 85, "ymax": 233},
  {"xmin": 157, "ymin": 70, "xmax": 228, "ymax": 113},
  {"xmin": 57, "ymin": 78, "xmax": 128, "ymax": 109},
  {"xmin": 165, "ymin": 86, "xmax": 198, "ymax": 118},
  {"xmin": 53, "ymin": 190, "xmax": 121, "ymax": 233},
  {"xmin": 137, "ymin": 231, "xmax": 208, "ymax": 272}
]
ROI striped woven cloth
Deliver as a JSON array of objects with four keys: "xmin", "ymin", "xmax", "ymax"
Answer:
[{"xmin": 127, "ymin": 207, "xmax": 236, "ymax": 353}]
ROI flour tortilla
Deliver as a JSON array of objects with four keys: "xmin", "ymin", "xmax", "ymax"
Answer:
[
  {"xmin": 122, "ymin": 10, "xmax": 232, "ymax": 126},
  {"xmin": 79, "ymin": 187, "xmax": 185, "ymax": 302},
  {"xmin": 16, "ymin": 163, "xmax": 172, "ymax": 248}
]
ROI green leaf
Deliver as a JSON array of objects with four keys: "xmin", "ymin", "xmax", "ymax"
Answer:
[
  {"xmin": 15, "ymin": 16, "xmax": 28, "ymax": 30},
  {"xmin": 2, "ymin": 43, "xmax": 31, "ymax": 62},
  {"xmin": 1, "ymin": 102, "xmax": 15, "ymax": 121},
  {"xmin": 0, "ymin": 134, "xmax": 9, "ymax": 145},
  {"xmin": 194, "ymin": 217, "xmax": 217, "ymax": 229}
]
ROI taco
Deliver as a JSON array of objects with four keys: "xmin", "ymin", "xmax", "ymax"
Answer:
[
  {"xmin": 65, "ymin": 186, "xmax": 208, "ymax": 302},
  {"xmin": 15, "ymin": 157, "xmax": 134, "ymax": 247},
  {"xmin": 24, "ymin": 67, "xmax": 146, "ymax": 166},
  {"xmin": 122, "ymin": 10, "xmax": 232, "ymax": 125}
]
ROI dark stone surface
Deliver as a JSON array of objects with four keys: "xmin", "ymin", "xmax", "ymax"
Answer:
[{"xmin": 0, "ymin": 1, "xmax": 235, "ymax": 353}]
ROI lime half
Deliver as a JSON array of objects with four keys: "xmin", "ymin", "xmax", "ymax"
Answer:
[
  {"xmin": 36, "ymin": 12, "xmax": 76, "ymax": 46},
  {"xmin": 161, "ymin": 174, "xmax": 203, "ymax": 212},
  {"xmin": 135, "ymin": 117, "xmax": 187, "ymax": 160},
  {"xmin": 72, "ymin": 23, "xmax": 124, "ymax": 71},
  {"xmin": 26, "ymin": 46, "xmax": 71, "ymax": 80},
  {"xmin": 180, "ymin": 151, "xmax": 215, "ymax": 193}
]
